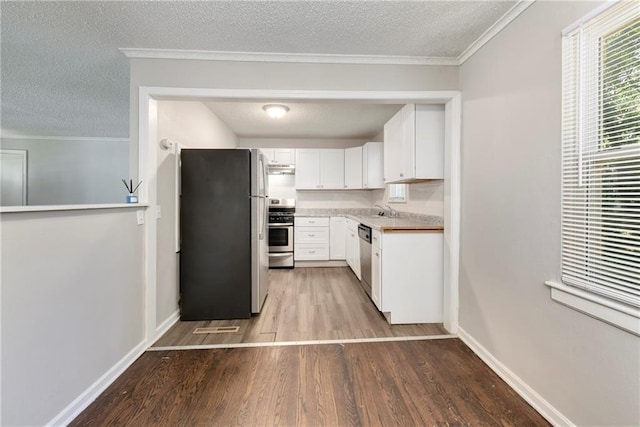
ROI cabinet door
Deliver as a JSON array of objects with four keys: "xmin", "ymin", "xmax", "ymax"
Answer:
[
  {"xmin": 352, "ymin": 229, "xmax": 361, "ymax": 279},
  {"xmin": 345, "ymin": 229, "xmax": 353, "ymax": 269},
  {"xmin": 383, "ymin": 108, "xmax": 404, "ymax": 183},
  {"xmin": 345, "ymin": 220, "xmax": 357, "ymax": 274},
  {"xmin": 401, "ymin": 104, "xmax": 416, "ymax": 181},
  {"xmin": 275, "ymin": 149, "xmax": 295, "ymax": 165},
  {"xmin": 414, "ymin": 105, "xmax": 445, "ymax": 179},
  {"xmin": 319, "ymin": 149, "xmax": 345, "ymax": 189},
  {"xmin": 295, "ymin": 149, "xmax": 320, "ymax": 189},
  {"xmin": 330, "ymin": 217, "xmax": 346, "ymax": 260},
  {"xmin": 344, "ymin": 146, "xmax": 363, "ymax": 189},
  {"xmin": 371, "ymin": 247, "xmax": 382, "ymax": 310},
  {"xmin": 363, "ymin": 142, "xmax": 384, "ymax": 189}
]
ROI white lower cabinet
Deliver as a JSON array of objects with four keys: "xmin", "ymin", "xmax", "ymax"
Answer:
[
  {"xmin": 330, "ymin": 217, "xmax": 346, "ymax": 260},
  {"xmin": 294, "ymin": 217, "xmax": 330, "ymax": 261},
  {"xmin": 371, "ymin": 230, "xmax": 382, "ymax": 310},
  {"xmin": 345, "ymin": 218, "xmax": 361, "ymax": 279},
  {"xmin": 378, "ymin": 231, "xmax": 443, "ymax": 324}
]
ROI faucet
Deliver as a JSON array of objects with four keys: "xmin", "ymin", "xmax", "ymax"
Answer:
[
  {"xmin": 373, "ymin": 204, "xmax": 388, "ymax": 216},
  {"xmin": 385, "ymin": 205, "xmax": 399, "ymax": 218}
]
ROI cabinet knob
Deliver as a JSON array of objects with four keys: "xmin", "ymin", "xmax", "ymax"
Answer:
[
  {"xmin": 308, "ymin": 234, "xmax": 315, "ymax": 237},
  {"xmin": 400, "ymin": 173, "xmax": 404, "ymax": 177},
  {"xmin": 344, "ymin": 185, "xmax": 347, "ymax": 188},
  {"xmin": 309, "ymin": 250, "xmax": 316, "ymax": 254},
  {"xmin": 375, "ymin": 252, "xmax": 379, "ymax": 257}
]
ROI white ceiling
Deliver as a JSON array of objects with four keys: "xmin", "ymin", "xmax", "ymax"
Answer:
[
  {"xmin": 1, "ymin": 1, "xmax": 519, "ymax": 139},
  {"xmin": 204, "ymin": 101, "xmax": 403, "ymax": 140}
]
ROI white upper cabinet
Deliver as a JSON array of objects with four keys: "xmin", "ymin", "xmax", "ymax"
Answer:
[
  {"xmin": 362, "ymin": 142, "xmax": 384, "ymax": 189},
  {"xmin": 261, "ymin": 148, "xmax": 296, "ymax": 165},
  {"xmin": 295, "ymin": 149, "xmax": 344, "ymax": 189},
  {"xmin": 320, "ymin": 150, "xmax": 345, "ymax": 189},
  {"xmin": 274, "ymin": 149, "xmax": 295, "ymax": 165},
  {"xmin": 344, "ymin": 146, "xmax": 363, "ymax": 189},
  {"xmin": 295, "ymin": 149, "xmax": 321, "ymax": 189},
  {"xmin": 383, "ymin": 104, "xmax": 444, "ymax": 183}
]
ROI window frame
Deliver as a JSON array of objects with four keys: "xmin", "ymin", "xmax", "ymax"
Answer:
[{"xmin": 548, "ymin": 1, "xmax": 640, "ymax": 336}]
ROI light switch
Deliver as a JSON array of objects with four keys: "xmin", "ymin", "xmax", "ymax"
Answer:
[
  {"xmin": 155, "ymin": 205, "xmax": 162, "ymax": 219},
  {"xmin": 136, "ymin": 210, "xmax": 145, "ymax": 225}
]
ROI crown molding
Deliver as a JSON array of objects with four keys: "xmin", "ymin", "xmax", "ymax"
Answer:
[
  {"xmin": 0, "ymin": 131, "xmax": 128, "ymax": 142},
  {"xmin": 457, "ymin": 0, "xmax": 535, "ymax": 65},
  {"xmin": 119, "ymin": 48, "xmax": 459, "ymax": 66},
  {"xmin": 123, "ymin": 3, "xmax": 535, "ymax": 69}
]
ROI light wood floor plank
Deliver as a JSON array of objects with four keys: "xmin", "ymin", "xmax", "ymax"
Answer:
[{"xmin": 153, "ymin": 267, "xmax": 447, "ymax": 347}]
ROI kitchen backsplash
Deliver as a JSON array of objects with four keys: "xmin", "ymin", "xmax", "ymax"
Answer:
[
  {"xmin": 296, "ymin": 190, "xmax": 373, "ymax": 209},
  {"xmin": 372, "ymin": 180, "xmax": 444, "ymax": 217},
  {"xmin": 268, "ymin": 174, "xmax": 444, "ymax": 216},
  {"xmin": 268, "ymin": 174, "xmax": 296, "ymax": 199}
]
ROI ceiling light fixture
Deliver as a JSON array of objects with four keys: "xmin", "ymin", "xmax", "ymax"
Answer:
[{"xmin": 263, "ymin": 104, "xmax": 289, "ymax": 119}]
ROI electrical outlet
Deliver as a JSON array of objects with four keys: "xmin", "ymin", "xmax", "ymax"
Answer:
[
  {"xmin": 136, "ymin": 210, "xmax": 145, "ymax": 225},
  {"xmin": 155, "ymin": 205, "xmax": 162, "ymax": 219}
]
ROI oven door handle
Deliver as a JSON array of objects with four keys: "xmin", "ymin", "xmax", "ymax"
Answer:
[
  {"xmin": 269, "ymin": 223, "xmax": 294, "ymax": 227},
  {"xmin": 269, "ymin": 253, "xmax": 293, "ymax": 257}
]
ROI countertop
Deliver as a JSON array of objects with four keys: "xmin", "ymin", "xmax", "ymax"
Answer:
[{"xmin": 294, "ymin": 208, "xmax": 444, "ymax": 232}]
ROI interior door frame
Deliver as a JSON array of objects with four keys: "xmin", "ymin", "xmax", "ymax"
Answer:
[
  {"xmin": 138, "ymin": 88, "xmax": 461, "ymax": 343},
  {"xmin": 0, "ymin": 148, "xmax": 28, "ymax": 206}
]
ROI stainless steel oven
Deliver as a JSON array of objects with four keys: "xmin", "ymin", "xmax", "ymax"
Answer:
[
  {"xmin": 268, "ymin": 223, "xmax": 293, "ymax": 252},
  {"xmin": 268, "ymin": 198, "xmax": 295, "ymax": 268}
]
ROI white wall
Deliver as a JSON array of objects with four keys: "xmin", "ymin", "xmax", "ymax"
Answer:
[
  {"xmin": 158, "ymin": 101, "xmax": 239, "ymax": 150},
  {"xmin": 155, "ymin": 101, "xmax": 239, "ymax": 328},
  {"xmin": 0, "ymin": 137, "xmax": 129, "ymax": 205},
  {"xmin": 0, "ymin": 208, "xmax": 144, "ymax": 426},
  {"xmin": 459, "ymin": 2, "xmax": 639, "ymax": 425}
]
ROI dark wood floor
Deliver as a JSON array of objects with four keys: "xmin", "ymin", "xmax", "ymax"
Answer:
[
  {"xmin": 153, "ymin": 267, "xmax": 448, "ymax": 347},
  {"xmin": 71, "ymin": 339, "xmax": 549, "ymax": 426}
]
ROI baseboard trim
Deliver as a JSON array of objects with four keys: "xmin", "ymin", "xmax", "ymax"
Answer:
[
  {"xmin": 458, "ymin": 328, "xmax": 573, "ymax": 427},
  {"xmin": 46, "ymin": 340, "xmax": 147, "ymax": 427},
  {"xmin": 154, "ymin": 309, "xmax": 180, "ymax": 342}
]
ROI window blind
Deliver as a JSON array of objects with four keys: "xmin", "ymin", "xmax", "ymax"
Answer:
[{"xmin": 562, "ymin": 2, "xmax": 640, "ymax": 307}]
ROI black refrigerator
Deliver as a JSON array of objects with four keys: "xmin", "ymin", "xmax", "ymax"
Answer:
[{"xmin": 180, "ymin": 149, "xmax": 269, "ymax": 320}]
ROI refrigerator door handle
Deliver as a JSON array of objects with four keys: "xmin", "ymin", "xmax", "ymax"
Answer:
[{"xmin": 249, "ymin": 194, "xmax": 267, "ymax": 240}]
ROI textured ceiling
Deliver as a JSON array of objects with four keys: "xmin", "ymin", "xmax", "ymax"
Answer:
[{"xmin": 1, "ymin": 1, "xmax": 517, "ymax": 138}]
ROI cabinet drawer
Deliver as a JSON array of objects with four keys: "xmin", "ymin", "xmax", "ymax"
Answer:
[
  {"xmin": 295, "ymin": 228, "xmax": 329, "ymax": 244},
  {"xmin": 294, "ymin": 244, "xmax": 329, "ymax": 261},
  {"xmin": 295, "ymin": 217, "xmax": 329, "ymax": 227}
]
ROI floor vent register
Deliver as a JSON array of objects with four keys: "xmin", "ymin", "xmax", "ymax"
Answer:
[{"xmin": 193, "ymin": 326, "xmax": 240, "ymax": 334}]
